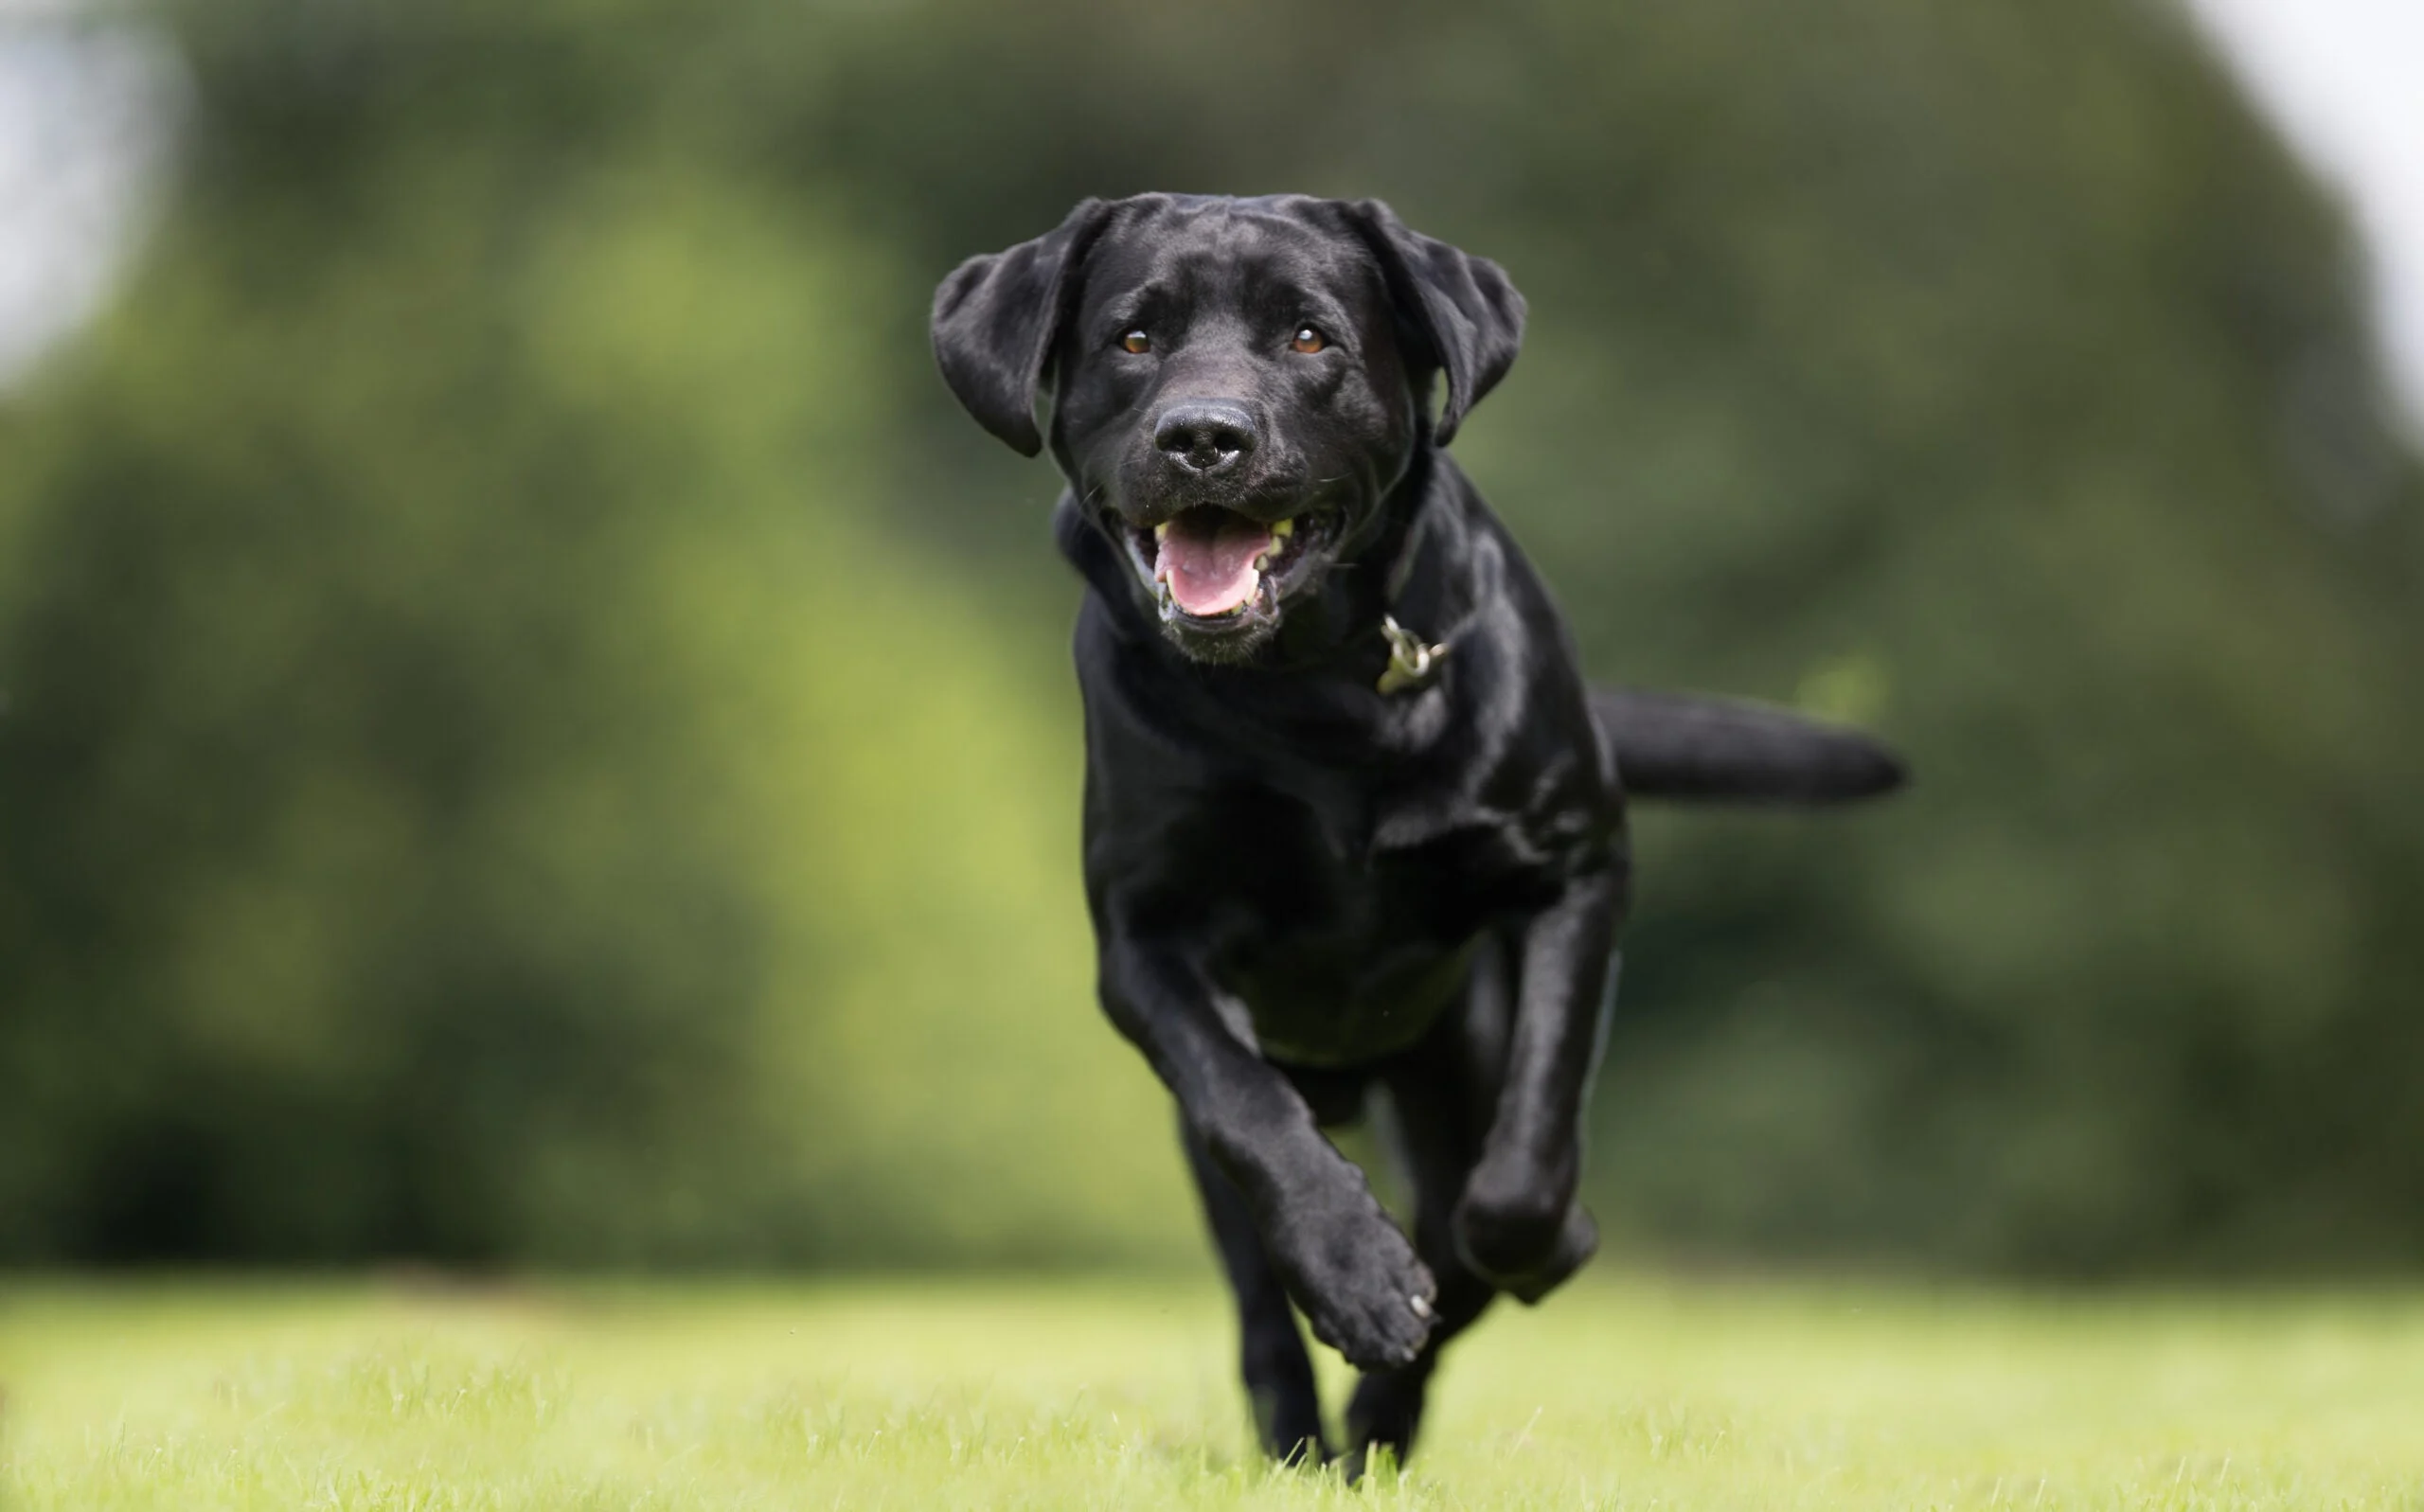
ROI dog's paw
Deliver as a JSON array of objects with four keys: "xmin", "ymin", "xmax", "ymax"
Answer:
[
  {"xmin": 1453, "ymin": 1161, "xmax": 1596, "ymax": 1304},
  {"xmin": 1270, "ymin": 1203, "xmax": 1437, "ymax": 1371}
]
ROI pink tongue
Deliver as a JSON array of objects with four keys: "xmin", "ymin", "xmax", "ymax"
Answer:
[{"xmin": 1157, "ymin": 512, "xmax": 1273, "ymax": 616}]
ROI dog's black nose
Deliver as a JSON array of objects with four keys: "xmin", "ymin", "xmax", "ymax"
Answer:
[{"xmin": 1153, "ymin": 400, "xmax": 1257, "ymax": 474}]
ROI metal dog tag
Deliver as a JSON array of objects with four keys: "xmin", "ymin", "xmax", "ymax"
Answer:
[{"xmin": 1377, "ymin": 614, "xmax": 1448, "ymax": 695}]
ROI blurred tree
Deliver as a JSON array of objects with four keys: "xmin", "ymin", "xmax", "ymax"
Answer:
[
  {"xmin": 1, "ymin": 0, "xmax": 2418, "ymax": 1272},
  {"xmin": 0, "ymin": 28, "xmax": 1190, "ymax": 1266}
]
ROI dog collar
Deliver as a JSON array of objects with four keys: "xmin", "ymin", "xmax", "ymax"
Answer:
[{"xmin": 1376, "ymin": 504, "xmax": 1450, "ymax": 694}]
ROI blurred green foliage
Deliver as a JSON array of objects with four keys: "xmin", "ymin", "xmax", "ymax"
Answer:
[{"xmin": 2, "ymin": 0, "xmax": 2419, "ymax": 1273}]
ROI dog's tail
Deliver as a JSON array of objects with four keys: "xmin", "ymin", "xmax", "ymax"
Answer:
[{"xmin": 1590, "ymin": 686, "xmax": 1907, "ymax": 805}]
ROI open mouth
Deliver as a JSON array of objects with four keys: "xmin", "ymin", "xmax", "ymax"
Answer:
[{"xmin": 1122, "ymin": 506, "xmax": 1335, "ymax": 627}]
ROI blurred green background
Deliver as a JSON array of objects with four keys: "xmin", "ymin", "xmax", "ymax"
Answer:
[{"xmin": 2, "ymin": 0, "xmax": 2419, "ymax": 1279}]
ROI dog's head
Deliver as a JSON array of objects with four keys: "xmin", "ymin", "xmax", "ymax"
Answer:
[{"xmin": 932, "ymin": 194, "xmax": 1524, "ymax": 663}]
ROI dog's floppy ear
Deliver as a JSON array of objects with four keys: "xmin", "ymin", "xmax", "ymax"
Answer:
[
  {"xmin": 931, "ymin": 199, "xmax": 1113, "ymax": 456},
  {"xmin": 1346, "ymin": 200, "xmax": 1526, "ymax": 445}
]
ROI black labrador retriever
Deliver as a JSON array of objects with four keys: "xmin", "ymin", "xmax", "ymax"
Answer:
[{"xmin": 932, "ymin": 194, "xmax": 1902, "ymax": 1470}]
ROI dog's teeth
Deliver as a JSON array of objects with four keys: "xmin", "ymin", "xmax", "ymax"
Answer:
[
  {"xmin": 1153, "ymin": 521, "xmax": 1173, "ymax": 542},
  {"xmin": 1256, "ymin": 519, "xmax": 1293, "ymax": 566}
]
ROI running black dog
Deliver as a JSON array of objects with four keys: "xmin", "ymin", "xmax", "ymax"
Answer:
[{"xmin": 932, "ymin": 194, "xmax": 1902, "ymax": 1471}]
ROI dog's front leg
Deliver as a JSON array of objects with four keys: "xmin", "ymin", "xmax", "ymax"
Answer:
[
  {"xmin": 1453, "ymin": 864, "xmax": 1626, "ymax": 1302},
  {"xmin": 1099, "ymin": 936, "xmax": 1437, "ymax": 1370}
]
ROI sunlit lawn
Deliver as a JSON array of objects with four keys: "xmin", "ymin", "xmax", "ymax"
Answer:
[{"xmin": 5, "ymin": 1272, "xmax": 2421, "ymax": 1509}]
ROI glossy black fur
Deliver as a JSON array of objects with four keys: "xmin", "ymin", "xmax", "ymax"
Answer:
[{"xmin": 933, "ymin": 194, "xmax": 1901, "ymax": 1470}]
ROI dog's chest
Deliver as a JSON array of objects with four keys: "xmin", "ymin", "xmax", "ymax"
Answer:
[{"xmin": 1193, "ymin": 781, "xmax": 1536, "ymax": 1065}]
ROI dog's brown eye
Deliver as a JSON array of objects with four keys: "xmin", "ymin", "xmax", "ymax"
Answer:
[
  {"xmin": 1121, "ymin": 329, "xmax": 1151, "ymax": 354},
  {"xmin": 1291, "ymin": 326, "xmax": 1327, "ymax": 354}
]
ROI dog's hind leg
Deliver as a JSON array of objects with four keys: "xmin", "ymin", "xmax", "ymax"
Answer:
[
  {"xmin": 1181, "ymin": 1119, "xmax": 1328, "ymax": 1465},
  {"xmin": 1341, "ymin": 1112, "xmax": 1493, "ymax": 1478},
  {"xmin": 1342, "ymin": 937, "xmax": 1517, "ymax": 1477}
]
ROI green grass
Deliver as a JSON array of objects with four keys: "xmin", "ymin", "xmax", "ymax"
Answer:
[{"xmin": 5, "ymin": 1275, "xmax": 2422, "ymax": 1509}]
